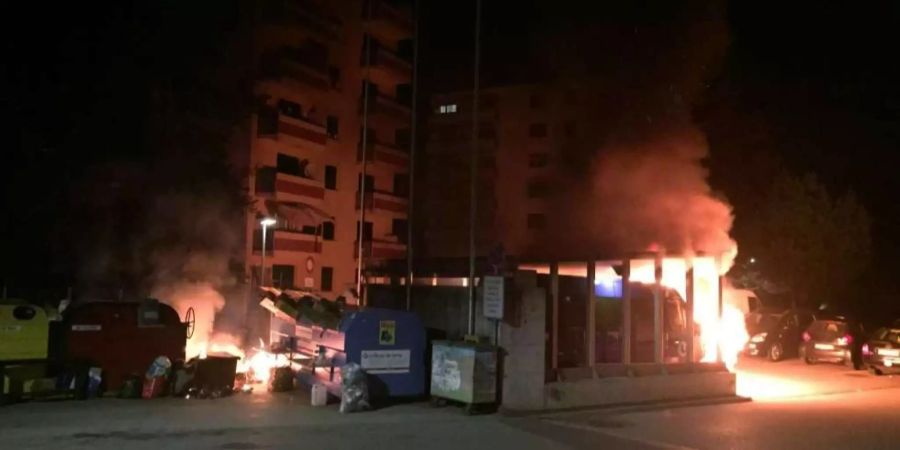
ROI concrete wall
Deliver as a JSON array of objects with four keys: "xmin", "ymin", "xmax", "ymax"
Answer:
[
  {"xmin": 544, "ymin": 371, "xmax": 736, "ymax": 410},
  {"xmin": 500, "ymin": 272, "xmax": 547, "ymax": 411}
]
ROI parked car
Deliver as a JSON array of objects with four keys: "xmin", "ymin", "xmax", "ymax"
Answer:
[
  {"xmin": 746, "ymin": 308, "xmax": 816, "ymax": 361},
  {"xmin": 799, "ymin": 314, "xmax": 865, "ymax": 369},
  {"xmin": 864, "ymin": 326, "xmax": 900, "ymax": 375}
]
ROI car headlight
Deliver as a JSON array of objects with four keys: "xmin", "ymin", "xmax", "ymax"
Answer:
[{"xmin": 750, "ymin": 332, "xmax": 767, "ymax": 343}]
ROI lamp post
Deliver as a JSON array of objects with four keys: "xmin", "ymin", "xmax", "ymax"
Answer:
[{"xmin": 260, "ymin": 217, "xmax": 276, "ymax": 286}]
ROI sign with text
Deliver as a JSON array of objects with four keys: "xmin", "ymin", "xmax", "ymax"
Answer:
[
  {"xmin": 360, "ymin": 349, "xmax": 410, "ymax": 374},
  {"xmin": 483, "ymin": 275, "xmax": 505, "ymax": 319}
]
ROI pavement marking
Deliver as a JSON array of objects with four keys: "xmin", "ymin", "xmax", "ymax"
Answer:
[{"xmin": 542, "ymin": 418, "xmax": 698, "ymax": 450}]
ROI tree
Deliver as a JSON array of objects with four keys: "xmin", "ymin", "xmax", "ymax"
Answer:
[{"xmin": 740, "ymin": 173, "xmax": 871, "ymax": 307}]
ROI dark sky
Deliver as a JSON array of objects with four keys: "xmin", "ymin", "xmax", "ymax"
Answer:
[
  {"xmin": 421, "ymin": 0, "xmax": 900, "ymax": 289},
  {"xmin": 3, "ymin": 1, "xmax": 900, "ymax": 293}
]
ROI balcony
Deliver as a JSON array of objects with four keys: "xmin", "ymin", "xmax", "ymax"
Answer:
[
  {"xmin": 361, "ymin": 41, "xmax": 411, "ymax": 83},
  {"xmin": 362, "ymin": 0, "xmax": 413, "ymax": 42},
  {"xmin": 260, "ymin": 47, "xmax": 333, "ymax": 91},
  {"xmin": 260, "ymin": 0, "xmax": 342, "ymax": 42},
  {"xmin": 258, "ymin": 108, "xmax": 328, "ymax": 151},
  {"xmin": 256, "ymin": 167, "xmax": 326, "ymax": 205},
  {"xmin": 273, "ymin": 229, "xmax": 322, "ymax": 255},
  {"xmin": 356, "ymin": 140, "xmax": 409, "ymax": 169},
  {"xmin": 354, "ymin": 238, "xmax": 407, "ymax": 260},
  {"xmin": 360, "ymin": 91, "xmax": 411, "ymax": 122},
  {"xmin": 355, "ymin": 190, "xmax": 408, "ymax": 214}
]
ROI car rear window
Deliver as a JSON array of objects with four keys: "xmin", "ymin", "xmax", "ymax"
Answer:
[
  {"xmin": 809, "ymin": 320, "xmax": 847, "ymax": 339},
  {"xmin": 874, "ymin": 328, "xmax": 900, "ymax": 345}
]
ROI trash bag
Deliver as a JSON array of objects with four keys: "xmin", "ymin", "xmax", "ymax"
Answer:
[{"xmin": 339, "ymin": 362, "xmax": 370, "ymax": 413}]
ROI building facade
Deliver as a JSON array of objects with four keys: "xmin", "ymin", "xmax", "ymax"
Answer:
[
  {"xmin": 243, "ymin": 0, "xmax": 413, "ymax": 296},
  {"xmin": 424, "ymin": 83, "xmax": 592, "ymax": 261}
]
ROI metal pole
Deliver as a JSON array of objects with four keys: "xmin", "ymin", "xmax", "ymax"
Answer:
[
  {"xmin": 653, "ymin": 253, "xmax": 663, "ymax": 364},
  {"xmin": 550, "ymin": 261, "xmax": 559, "ymax": 375},
  {"xmin": 585, "ymin": 260, "xmax": 596, "ymax": 369},
  {"xmin": 261, "ymin": 223, "xmax": 268, "ymax": 286},
  {"xmin": 406, "ymin": 0, "xmax": 420, "ymax": 312},
  {"xmin": 466, "ymin": 0, "xmax": 482, "ymax": 336},
  {"xmin": 357, "ymin": 1, "xmax": 374, "ymax": 306},
  {"xmin": 622, "ymin": 259, "xmax": 632, "ymax": 364},
  {"xmin": 686, "ymin": 266, "xmax": 695, "ymax": 364},
  {"xmin": 717, "ymin": 274, "xmax": 724, "ymax": 363}
]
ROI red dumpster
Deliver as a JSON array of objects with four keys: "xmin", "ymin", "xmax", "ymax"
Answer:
[{"xmin": 65, "ymin": 300, "xmax": 186, "ymax": 391}]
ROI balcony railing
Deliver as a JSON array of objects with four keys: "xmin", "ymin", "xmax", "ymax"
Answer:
[
  {"xmin": 362, "ymin": 0, "xmax": 413, "ymax": 41},
  {"xmin": 361, "ymin": 41, "xmax": 411, "ymax": 81},
  {"xmin": 356, "ymin": 140, "xmax": 409, "ymax": 169},
  {"xmin": 354, "ymin": 238, "xmax": 406, "ymax": 260},
  {"xmin": 257, "ymin": 108, "xmax": 328, "ymax": 150},
  {"xmin": 359, "ymin": 92, "xmax": 411, "ymax": 121},
  {"xmin": 256, "ymin": 167, "xmax": 326, "ymax": 204},
  {"xmin": 355, "ymin": 190, "xmax": 408, "ymax": 214},
  {"xmin": 273, "ymin": 229, "xmax": 322, "ymax": 254}
]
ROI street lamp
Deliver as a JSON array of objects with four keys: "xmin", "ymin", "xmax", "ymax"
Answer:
[{"xmin": 260, "ymin": 217, "xmax": 276, "ymax": 286}]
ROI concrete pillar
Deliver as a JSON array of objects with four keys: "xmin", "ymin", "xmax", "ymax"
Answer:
[
  {"xmin": 585, "ymin": 260, "xmax": 596, "ymax": 368},
  {"xmin": 622, "ymin": 259, "xmax": 632, "ymax": 364},
  {"xmin": 686, "ymin": 266, "xmax": 695, "ymax": 364},
  {"xmin": 653, "ymin": 253, "xmax": 663, "ymax": 364},
  {"xmin": 550, "ymin": 261, "xmax": 559, "ymax": 375},
  {"xmin": 717, "ymin": 274, "xmax": 724, "ymax": 363}
]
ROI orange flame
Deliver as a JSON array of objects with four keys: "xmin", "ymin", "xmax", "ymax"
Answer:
[{"xmin": 600, "ymin": 255, "xmax": 749, "ymax": 372}]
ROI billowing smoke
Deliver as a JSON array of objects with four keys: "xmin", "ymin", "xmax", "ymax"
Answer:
[
  {"xmin": 143, "ymin": 193, "xmax": 247, "ymax": 359},
  {"xmin": 154, "ymin": 281, "xmax": 225, "ymax": 359},
  {"xmin": 579, "ymin": 128, "xmax": 737, "ymax": 270}
]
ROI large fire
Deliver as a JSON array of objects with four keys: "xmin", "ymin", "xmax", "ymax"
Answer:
[
  {"xmin": 190, "ymin": 335, "xmax": 289, "ymax": 384},
  {"xmin": 608, "ymin": 255, "xmax": 749, "ymax": 372}
]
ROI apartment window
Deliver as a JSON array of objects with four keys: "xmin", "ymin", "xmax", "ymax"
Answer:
[
  {"xmin": 328, "ymin": 67, "xmax": 341, "ymax": 89},
  {"xmin": 322, "ymin": 221, "xmax": 335, "ymax": 241},
  {"xmin": 326, "ymin": 116, "xmax": 339, "ymax": 139},
  {"xmin": 528, "ymin": 153, "xmax": 550, "ymax": 168},
  {"xmin": 397, "ymin": 38, "xmax": 414, "ymax": 61},
  {"xmin": 392, "ymin": 219, "xmax": 408, "ymax": 243},
  {"xmin": 276, "ymin": 153, "xmax": 301, "ymax": 176},
  {"xmin": 252, "ymin": 229, "xmax": 274, "ymax": 253},
  {"xmin": 356, "ymin": 221, "xmax": 373, "ymax": 241},
  {"xmin": 527, "ymin": 180, "xmax": 551, "ymax": 198},
  {"xmin": 438, "ymin": 103, "xmax": 458, "ymax": 114},
  {"xmin": 393, "ymin": 173, "xmax": 409, "ymax": 197},
  {"xmin": 357, "ymin": 173, "xmax": 375, "ymax": 192},
  {"xmin": 321, "ymin": 267, "xmax": 334, "ymax": 292},
  {"xmin": 527, "ymin": 213, "xmax": 547, "ymax": 230},
  {"xmin": 395, "ymin": 128, "xmax": 411, "ymax": 148},
  {"xmin": 529, "ymin": 93, "xmax": 545, "ymax": 109},
  {"xmin": 396, "ymin": 83, "xmax": 412, "ymax": 107},
  {"xmin": 271, "ymin": 265, "xmax": 295, "ymax": 289},
  {"xmin": 564, "ymin": 120, "xmax": 576, "ymax": 139},
  {"xmin": 277, "ymin": 99, "xmax": 302, "ymax": 118},
  {"xmin": 529, "ymin": 123, "xmax": 547, "ymax": 138},
  {"xmin": 325, "ymin": 165, "xmax": 337, "ymax": 190}
]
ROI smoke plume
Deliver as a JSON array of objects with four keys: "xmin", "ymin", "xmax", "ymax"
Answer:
[{"xmin": 582, "ymin": 128, "xmax": 736, "ymax": 269}]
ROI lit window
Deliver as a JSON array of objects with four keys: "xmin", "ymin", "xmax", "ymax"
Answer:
[{"xmin": 438, "ymin": 103, "xmax": 458, "ymax": 114}]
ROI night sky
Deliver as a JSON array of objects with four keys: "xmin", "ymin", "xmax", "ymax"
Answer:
[{"xmin": 3, "ymin": 1, "xmax": 900, "ymax": 297}]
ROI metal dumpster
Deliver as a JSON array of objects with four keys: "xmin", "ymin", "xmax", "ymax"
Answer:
[
  {"xmin": 430, "ymin": 341, "xmax": 498, "ymax": 410},
  {"xmin": 65, "ymin": 299, "xmax": 186, "ymax": 391}
]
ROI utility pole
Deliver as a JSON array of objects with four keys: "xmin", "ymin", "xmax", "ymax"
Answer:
[
  {"xmin": 406, "ymin": 0, "xmax": 420, "ymax": 311},
  {"xmin": 356, "ymin": 0, "xmax": 374, "ymax": 306},
  {"xmin": 467, "ymin": 0, "xmax": 482, "ymax": 336}
]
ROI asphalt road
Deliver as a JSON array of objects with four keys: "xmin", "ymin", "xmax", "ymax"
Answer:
[
  {"xmin": 2, "ymin": 357, "xmax": 899, "ymax": 449},
  {"xmin": 735, "ymin": 354, "xmax": 900, "ymax": 400}
]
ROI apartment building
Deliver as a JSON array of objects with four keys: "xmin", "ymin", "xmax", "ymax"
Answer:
[
  {"xmin": 243, "ymin": 0, "xmax": 413, "ymax": 296},
  {"xmin": 424, "ymin": 83, "xmax": 592, "ymax": 261}
]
